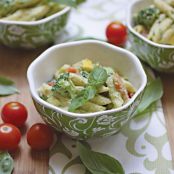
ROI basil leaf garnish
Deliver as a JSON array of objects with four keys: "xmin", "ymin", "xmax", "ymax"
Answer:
[
  {"xmin": 0, "ymin": 77, "xmax": 14, "ymax": 85},
  {"xmin": 0, "ymin": 77, "xmax": 19, "ymax": 96},
  {"xmin": 88, "ymin": 67, "xmax": 108, "ymax": 86},
  {"xmin": 77, "ymin": 142, "xmax": 125, "ymax": 174},
  {"xmin": 68, "ymin": 86, "xmax": 96, "ymax": 112},
  {"xmin": 134, "ymin": 78, "xmax": 163, "ymax": 116},
  {"xmin": 0, "ymin": 151, "xmax": 14, "ymax": 174},
  {"xmin": 68, "ymin": 67, "xmax": 108, "ymax": 112}
]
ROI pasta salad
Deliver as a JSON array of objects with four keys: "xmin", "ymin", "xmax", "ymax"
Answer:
[
  {"xmin": 134, "ymin": 0, "xmax": 174, "ymax": 45},
  {"xmin": 39, "ymin": 59, "xmax": 136, "ymax": 113},
  {"xmin": 0, "ymin": 0, "xmax": 65, "ymax": 21}
]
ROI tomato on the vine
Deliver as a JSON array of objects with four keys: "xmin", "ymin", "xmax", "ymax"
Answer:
[
  {"xmin": 27, "ymin": 123, "xmax": 54, "ymax": 150},
  {"xmin": 1, "ymin": 102, "xmax": 28, "ymax": 127},
  {"xmin": 106, "ymin": 21, "xmax": 127, "ymax": 46},
  {"xmin": 0, "ymin": 123, "xmax": 21, "ymax": 151}
]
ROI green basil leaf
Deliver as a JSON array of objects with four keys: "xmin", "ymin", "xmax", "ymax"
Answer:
[
  {"xmin": 52, "ymin": 0, "xmax": 85, "ymax": 7},
  {"xmin": 134, "ymin": 78, "xmax": 163, "ymax": 115},
  {"xmin": 0, "ymin": 85, "xmax": 19, "ymax": 96},
  {"xmin": 0, "ymin": 77, "xmax": 14, "ymax": 85},
  {"xmin": 83, "ymin": 86, "xmax": 96, "ymax": 100},
  {"xmin": 68, "ymin": 86, "xmax": 96, "ymax": 112},
  {"xmin": 0, "ymin": 151, "xmax": 14, "ymax": 174},
  {"xmin": 77, "ymin": 142, "xmax": 125, "ymax": 174},
  {"xmin": 0, "ymin": 76, "xmax": 19, "ymax": 96},
  {"xmin": 88, "ymin": 67, "xmax": 108, "ymax": 86},
  {"xmin": 68, "ymin": 96, "xmax": 85, "ymax": 112}
]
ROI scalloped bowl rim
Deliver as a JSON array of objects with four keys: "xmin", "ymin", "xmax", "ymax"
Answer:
[
  {"xmin": 127, "ymin": 0, "xmax": 174, "ymax": 49},
  {"xmin": 0, "ymin": 6, "xmax": 71, "ymax": 26},
  {"xmin": 27, "ymin": 40, "xmax": 147, "ymax": 118}
]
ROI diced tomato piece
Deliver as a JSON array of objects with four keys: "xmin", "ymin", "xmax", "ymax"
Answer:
[
  {"xmin": 115, "ymin": 82, "xmax": 122, "ymax": 90},
  {"xmin": 48, "ymin": 81, "xmax": 56, "ymax": 86},
  {"xmin": 66, "ymin": 67, "xmax": 78, "ymax": 73}
]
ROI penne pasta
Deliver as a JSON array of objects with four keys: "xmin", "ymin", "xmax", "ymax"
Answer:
[
  {"xmin": 47, "ymin": 96, "xmax": 61, "ymax": 107},
  {"xmin": 97, "ymin": 85, "xmax": 109, "ymax": 93},
  {"xmin": 53, "ymin": 93, "xmax": 70, "ymax": 107},
  {"xmin": 69, "ymin": 73, "xmax": 87, "ymax": 86},
  {"xmin": 0, "ymin": 0, "xmax": 41, "ymax": 17},
  {"xmin": 0, "ymin": 0, "xmax": 65, "ymax": 21},
  {"xmin": 160, "ymin": 24, "xmax": 174, "ymax": 44},
  {"xmin": 2, "ymin": 5, "xmax": 50, "ymax": 21},
  {"xmin": 38, "ymin": 83, "xmax": 52, "ymax": 97},
  {"xmin": 106, "ymin": 75, "xmax": 124, "ymax": 108},
  {"xmin": 39, "ymin": 59, "xmax": 135, "ymax": 113},
  {"xmin": 165, "ymin": 0, "xmax": 174, "ymax": 6},
  {"xmin": 80, "ymin": 102, "xmax": 106, "ymax": 112},
  {"xmin": 90, "ymin": 95, "xmax": 111, "ymax": 106},
  {"xmin": 134, "ymin": 0, "xmax": 174, "ymax": 45},
  {"xmin": 154, "ymin": 0, "xmax": 174, "ymax": 20},
  {"xmin": 114, "ymin": 73, "xmax": 129, "ymax": 102},
  {"xmin": 123, "ymin": 79, "xmax": 136, "ymax": 94},
  {"xmin": 148, "ymin": 14, "xmax": 166, "ymax": 42}
]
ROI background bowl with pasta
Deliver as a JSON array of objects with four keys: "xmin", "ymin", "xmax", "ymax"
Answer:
[
  {"xmin": 127, "ymin": 0, "xmax": 174, "ymax": 73},
  {"xmin": 27, "ymin": 40, "xmax": 147, "ymax": 139},
  {"xmin": 0, "ymin": 1, "xmax": 70, "ymax": 49}
]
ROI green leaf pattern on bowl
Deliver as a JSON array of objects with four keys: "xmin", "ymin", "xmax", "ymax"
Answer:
[
  {"xmin": 129, "ymin": 31, "xmax": 174, "ymax": 73},
  {"xmin": 33, "ymin": 93, "xmax": 142, "ymax": 139},
  {"xmin": 0, "ymin": 12, "xmax": 70, "ymax": 49}
]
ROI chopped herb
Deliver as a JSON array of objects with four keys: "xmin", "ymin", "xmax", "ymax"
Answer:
[{"xmin": 81, "ymin": 71, "xmax": 89, "ymax": 79}]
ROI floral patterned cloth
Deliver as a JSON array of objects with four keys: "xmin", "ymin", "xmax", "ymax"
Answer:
[{"xmin": 49, "ymin": 0, "xmax": 174, "ymax": 173}]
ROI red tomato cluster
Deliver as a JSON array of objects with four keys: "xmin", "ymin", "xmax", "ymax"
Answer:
[{"xmin": 0, "ymin": 102, "xmax": 54, "ymax": 151}]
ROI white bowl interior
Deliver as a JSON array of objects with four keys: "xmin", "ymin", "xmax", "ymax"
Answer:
[{"xmin": 27, "ymin": 40, "xmax": 147, "ymax": 117}]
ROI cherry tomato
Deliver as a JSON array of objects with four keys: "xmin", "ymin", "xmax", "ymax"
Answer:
[
  {"xmin": 106, "ymin": 21, "xmax": 127, "ymax": 46},
  {"xmin": 0, "ymin": 123, "xmax": 21, "ymax": 151},
  {"xmin": 66, "ymin": 67, "xmax": 78, "ymax": 73},
  {"xmin": 27, "ymin": 123, "xmax": 54, "ymax": 150},
  {"xmin": 1, "ymin": 102, "xmax": 28, "ymax": 127}
]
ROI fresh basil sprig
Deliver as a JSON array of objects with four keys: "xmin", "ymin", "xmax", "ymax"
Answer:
[
  {"xmin": 68, "ymin": 67, "xmax": 108, "ymax": 112},
  {"xmin": 77, "ymin": 142, "xmax": 124, "ymax": 174},
  {"xmin": 134, "ymin": 78, "xmax": 163, "ymax": 117},
  {"xmin": 0, "ymin": 76, "xmax": 19, "ymax": 96},
  {"xmin": 69, "ymin": 86, "xmax": 96, "ymax": 112},
  {"xmin": 88, "ymin": 67, "xmax": 108, "ymax": 86},
  {"xmin": 0, "ymin": 151, "xmax": 14, "ymax": 174}
]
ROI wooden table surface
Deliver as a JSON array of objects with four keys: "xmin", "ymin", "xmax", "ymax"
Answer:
[{"xmin": 0, "ymin": 45, "xmax": 174, "ymax": 174}]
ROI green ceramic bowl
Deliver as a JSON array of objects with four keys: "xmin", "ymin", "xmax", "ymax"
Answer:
[
  {"xmin": 127, "ymin": 0, "xmax": 174, "ymax": 73},
  {"xmin": 27, "ymin": 40, "xmax": 147, "ymax": 140},
  {"xmin": 0, "ymin": 7, "xmax": 70, "ymax": 49}
]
